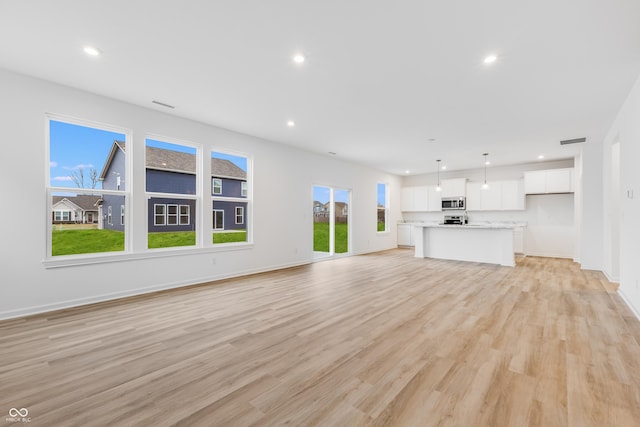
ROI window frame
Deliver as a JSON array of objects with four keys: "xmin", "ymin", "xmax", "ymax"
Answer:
[
  {"xmin": 179, "ymin": 205, "xmax": 190, "ymax": 225},
  {"xmin": 120, "ymin": 205, "xmax": 125, "ymax": 225},
  {"xmin": 212, "ymin": 178, "xmax": 222, "ymax": 195},
  {"xmin": 235, "ymin": 206, "xmax": 244, "ymax": 225},
  {"xmin": 377, "ymin": 182, "xmax": 389, "ymax": 234},
  {"xmin": 167, "ymin": 204, "xmax": 179, "ymax": 225},
  {"xmin": 145, "ymin": 134, "xmax": 202, "ymax": 250},
  {"xmin": 45, "ymin": 114, "xmax": 132, "ymax": 264}
]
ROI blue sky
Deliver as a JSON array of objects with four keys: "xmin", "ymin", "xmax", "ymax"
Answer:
[
  {"xmin": 49, "ymin": 120, "xmax": 124, "ymax": 189},
  {"xmin": 377, "ymin": 183, "xmax": 386, "ymax": 207},
  {"xmin": 50, "ymin": 121, "xmax": 248, "ymax": 190},
  {"xmin": 313, "ymin": 186, "xmax": 349, "ymax": 204}
]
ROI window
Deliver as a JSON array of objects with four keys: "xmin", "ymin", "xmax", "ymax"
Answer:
[
  {"xmin": 211, "ymin": 151, "xmax": 250, "ymax": 244},
  {"xmin": 179, "ymin": 205, "xmax": 190, "ymax": 225},
  {"xmin": 120, "ymin": 205, "xmax": 125, "ymax": 225},
  {"xmin": 235, "ymin": 206, "xmax": 244, "ymax": 224},
  {"xmin": 154, "ymin": 204, "xmax": 166, "ymax": 226},
  {"xmin": 146, "ymin": 138, "xmax": 199, "ymax": 249},
  {"xmin": 47, "ymin": 117, "xmax": 128, "ymax": 258},
  {"xmin": 212, "ymin": 178, "xmax": 222, "ymax": 195},
  {"xmin": 213, "ymin": 209, "xmax": 224, "ymax": 230},
  {"xmin": 167, "ymin": 204, "xmax": 178, "ymax": 225},
  {"xmin": 377, "ymin": 183, "xmax": 388, "ymax": 233}
]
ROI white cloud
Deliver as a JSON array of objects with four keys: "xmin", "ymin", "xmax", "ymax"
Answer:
[
  {"xmin": 52, "ymin": 176, "xmax": 73, "ymax": 181},
  {"xmin": 62, "ymin": 164, "xmax": 95, "ymax": 170},
  {"xmin": 50, "ymin": 161, "xmax": 58, "ymax": 168}
]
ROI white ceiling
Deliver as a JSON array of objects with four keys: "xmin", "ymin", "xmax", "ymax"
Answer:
[{"xmin": 1, "ymin": 1, "xmax": 639, "ymax": 175}]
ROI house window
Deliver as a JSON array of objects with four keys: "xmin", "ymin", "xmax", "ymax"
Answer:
[
  {"xmin": 211, "ymin": 151, "xmax": 250, "ymax": 245},
  {"xmin": 180, "ymin": 205, "xmax": 190, "ymax": 225},
  {"xmin": 213, "ymin": 209, "xmax": 224, "ymax": 230},
  {"xmin": 120, "ymin": 205, "xmax": 125, "ymax": 225},
  {"xmin": 54, "ymin": 211, "xmax": 70, "ymax": 222},
  {"xmin": 47, "ymin": 117, "xmax": 128, "ymax": 258},
  {"xmin": 146, "ymin": 138, "xmax": 198, "ymax": 249},
  {"xmin": 235, "ymin": 207, "xmax": 244, "ymax": 224},
  {"xmin": 212, "ymin": 178, "xmax": 222, "ymax": 195},
  {"xmin": 154, "ymin": 204, "xmax": 166, "ymax": 226},
  {"xmin": 167, "ymin": 204, "xmax": 178, "ymax": 225},
  {"xmin": 377, "ymin": 183, "xmax": 389, "ymax": 233}
]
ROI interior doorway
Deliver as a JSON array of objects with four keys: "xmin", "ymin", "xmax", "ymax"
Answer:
[{"xmin": 313, "ymin": 185, "xmax": 350, "ymax": 259}]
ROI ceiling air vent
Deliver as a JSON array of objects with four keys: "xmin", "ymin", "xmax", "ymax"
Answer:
[{"xmin": 560, "ymin": 137, "xmax": 586, "ymax": 145}]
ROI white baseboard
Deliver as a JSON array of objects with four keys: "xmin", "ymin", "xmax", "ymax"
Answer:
[
  {"xmin": 0, "ymin": 260, "xmax": 312, "ymax": 321},
  {"xmin": 602, "ymin": 269, "xmax": 620, "ymax": 284},
  {"xmin": 618, "ymin": 289, "xmax": 640, "ymax": 322}
]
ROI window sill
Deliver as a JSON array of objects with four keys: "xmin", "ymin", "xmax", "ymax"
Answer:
[{"xmin": 42, "ymin": 242, "xmax": 254, "ymax": 269}]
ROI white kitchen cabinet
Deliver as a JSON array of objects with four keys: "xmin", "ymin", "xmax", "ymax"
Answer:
[
  {"xmin": 501, "ymin": 180, "xmax": 525, "ymax": 210},
  {"xmin": 441, "ymin": 178, "xmax": 466, "ymax": 197},
  {"xmin": 546, "ymin": 169, "xmax": 573, "ymax": 193},
  {"xmin": 401, "ymin": 185, "xmax": 441, "ymax": 211},
  {"xmin": 397, "ymin": 224, "xmax": 414, "ymax": 246},
  {"xmin": 427, "ymin": 185, "xmax": 442, "ymax": 211},
  {"xmin": 413, "ymin": 187, "xmax": 428, "ymax": 211},
  {"xmin": 401, "ymin": 187, "xmax": 415, "ymax": 211},
  {"xmin": 466, "ymin": 182, "xmax": 482, "ymax": 211},
  {"xmin": 466, "ymin": 180, "xmax": 525, "ymax": 211},
  {"xmin": 524, "ymin": 168, "xmax": 573, "ymax": 194},
  {"xmin": 481, "ymin": 183, "xmax": 502, "ymax": 211},
  {"xmin": 513, "ymin": 227, "xmax": 524, "ymax": 254}
]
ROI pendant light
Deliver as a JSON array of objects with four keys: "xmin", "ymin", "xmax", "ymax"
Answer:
[
  {"xmin": 435, "ymin": 159, "xmax": 442, "ymax": 192},
  {"xmin": 482, "ymin": 153, "xmax": 490, "ymax": 189}
]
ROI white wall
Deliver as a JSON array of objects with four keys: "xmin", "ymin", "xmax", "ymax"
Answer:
[
  {"xmin": 0, "ymin": 69, "xmax": 402, "ymax": 320},
  {"xmin": 401, "ymin": 160, "xmax": 576, "ymax": 258},
  {"xmin": 602, "ymin": 73, "xmax": 640, "ymax": 318}
]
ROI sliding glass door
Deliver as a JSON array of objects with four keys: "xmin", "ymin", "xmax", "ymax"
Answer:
[{"xmin": 313, "ymin": 186, "xmax": 350, "ymax": 259}]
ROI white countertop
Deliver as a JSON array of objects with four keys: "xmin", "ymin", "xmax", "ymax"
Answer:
[{"xmin": 400, "ymin": 221, "xmax": 526, "ymax": 229}]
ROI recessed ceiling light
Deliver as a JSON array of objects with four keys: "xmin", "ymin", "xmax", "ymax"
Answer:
[
  {"xmin": 287, "ymin": 120, "xmax": 295, "ymax": 127},
  {"xmin": 328, "ymin": 151, "xmax": 336, "ymax": 156},
  {"xmin": 405, "ymin": 170, "xmax": 410, "ymax": 174},
  {"xmin": 293, "ymin": 54, "xmax": 305, "ymax": 64},
  {"xmin": 483, "ymin": 54, "xmax": 497, "ymax": 64},
  {"xmin": 83, "ymin": 46, "xmax": 101, "ymax": 56},
  {"xmin": 428, "ymin": 138, "xmax": 436, "ymax": 142},
  {"xmin": 538, "ymin": 154, "xmax": 545, "ymax": 160},
  {"xmin": 485, "ymin": 160, "xmax": 491, "ymax": 165},
  {"xmin": 441, "ymin": 165, "xmax": 447, "ymax": 170}
]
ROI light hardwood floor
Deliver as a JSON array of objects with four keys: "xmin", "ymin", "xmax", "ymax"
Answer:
[{"xmin": 2, "ymin": 250, "xmax": 640, "ymax": 426}]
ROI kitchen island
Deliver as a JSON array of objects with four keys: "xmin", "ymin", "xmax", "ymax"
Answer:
[{"xmin": 413, "ymin": 223, "xmax": 520, "ymax": 267}]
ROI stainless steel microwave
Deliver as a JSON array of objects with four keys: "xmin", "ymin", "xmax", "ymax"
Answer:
[{"xmin": 441, "ymin": 196, "xmax": 465, "ymax": 210}]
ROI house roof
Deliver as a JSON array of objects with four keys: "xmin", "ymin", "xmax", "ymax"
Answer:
[
  {"xmin": 52, "ymin": 195, "xmax": 102, "ymax": 211},
  {"xmin": 100, "ymin": 141, "xmax": 246, "ymax": 180}
]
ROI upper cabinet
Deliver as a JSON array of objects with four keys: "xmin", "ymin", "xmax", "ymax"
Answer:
[
  {"xmin": 524, "ymin": 168, "xmax": 574, "ymax": 194},
  {"xmin": 466, "ymin": 180, "xmax": 525, "ymax": 211},
  {"xmin": 440, "ymin": 178, "xmax": 467, "ymax": 197},
  {"xmin": 401, "ymin": 185, "xmax": 442, "ymax": 212}
]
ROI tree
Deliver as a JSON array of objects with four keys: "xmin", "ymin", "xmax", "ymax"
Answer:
[{"xmin": 70, "ymin": 167, "xmax": 99, "ymax": 189}]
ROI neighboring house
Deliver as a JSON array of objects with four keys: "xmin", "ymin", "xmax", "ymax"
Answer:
[
  {"xmin": 51, "ymin": 195, "xmax": 101, "ymax": 224},
  {"xmin": 99, "ymin": 141, "xmax": 247, "ymax": 233},
  {"xmin": 313, "ymin": 201, "xmax": 348, "ymax": 223}
]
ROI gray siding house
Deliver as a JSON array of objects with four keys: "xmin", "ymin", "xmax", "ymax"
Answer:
[{"xmin": 99, "ymin": 141, "xmax": 247, "ymax": 233}]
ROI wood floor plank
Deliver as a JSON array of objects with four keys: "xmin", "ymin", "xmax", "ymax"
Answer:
[{"xmin": 1, "ymin": 250, "xmax": 640, "ymax": 426}]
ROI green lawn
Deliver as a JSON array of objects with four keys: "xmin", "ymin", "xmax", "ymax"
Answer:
[
  {"xmin": 52, "ymin": 229, "xmax": 124, "ymax": 256},
  {"xmin": 51, "ymin": 229, "xmax": 247, "ymax": 255},
  {"xmin": 377, "ymin": 221, "xmax": 386, "ymax": 232},
  {"xmin": 314, "ymin": 222, "xmax": 348, "ymax": 253}
]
